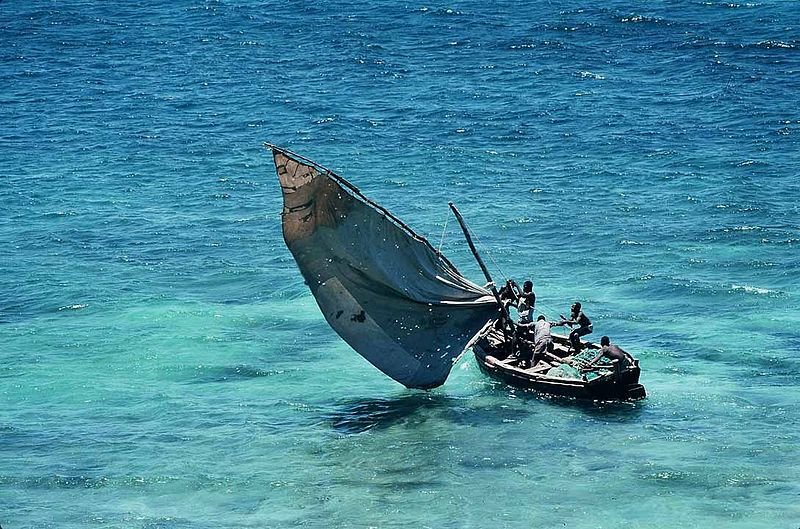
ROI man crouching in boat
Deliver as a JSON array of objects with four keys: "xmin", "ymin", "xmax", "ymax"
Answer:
[
  {"xmin": 516, "ymin": 315, "xmax": 556, "ymax": 369},
  {"xmin": 583, "ymin": 336, "xmax": 635, "ymax": 378},
  {"xmin": 560, "ymin": 302, "xmax": 592, "ymax": 353},
  {"xmin": 531, "ymin": 314, "xmax": 555, "ymax": 363}
]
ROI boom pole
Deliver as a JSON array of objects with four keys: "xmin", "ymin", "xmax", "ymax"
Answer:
[
  {"xmin": 449, "ymin": 203, "xmax": 496, "ymax": 289},
  {"xmin": 448, "ymin": 203, "xmax": 514, "ymax": 352}
]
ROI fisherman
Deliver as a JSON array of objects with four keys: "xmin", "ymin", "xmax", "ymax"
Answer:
[
  {"xmin": 493, "ymin": 279, "xmax": 520, "ymax": 336},
  {"xmin": 512, "ymin": 293, "xmax": 535, "ymax": 365},
  {"xmin": 498, "ymin": 279, "xmax": 520, "ymax": 307},
  {"xmin": 532, "ymin": 314, "xmax": 555, "ymax": 362},
  {"xmin": 560, "ymin": 301, "xmax": 592, "ymax": 353},
  {"xmin": 584, "ymin": 336, "xmax": 634, "ymax": 377},
  {"xmin": 519, "ymin": 280, "xmax": 536, "ymax": 313}
]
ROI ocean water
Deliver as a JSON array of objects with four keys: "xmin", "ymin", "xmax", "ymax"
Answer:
[{"xmin": 2, "ymin": 0, "xmax": 799, "ymax": 527}]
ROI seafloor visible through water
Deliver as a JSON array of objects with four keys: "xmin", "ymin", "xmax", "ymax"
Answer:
[{"xmin": 1, "ymin": 1, "xmax": 799, "ymax": 527}]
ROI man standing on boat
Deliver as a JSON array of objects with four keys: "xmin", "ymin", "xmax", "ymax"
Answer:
[
  {"xmin": 560, "ymin": 302, "xmax": 592, "ymax": 353},
  {"xmin": 506, "ymin": 280, "xmax": 535, "ymax": 365},
  {"xmin": 519, "ymin": 280, "xmax": 535, "ymax": 313},
  {"xmin": 498, "ymin": 279, "xmax": 520, "ymax": 307}
]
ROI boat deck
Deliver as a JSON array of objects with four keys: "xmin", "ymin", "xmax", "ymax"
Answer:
[{"xmin": 473, "ymin": 323, "xmax": 646, "ymax": 400}]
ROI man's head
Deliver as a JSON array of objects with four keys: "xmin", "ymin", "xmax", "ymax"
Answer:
[
  {"xmin": 600, "ymin": 336, "xmax": 610, "ymax": 346},
  {"xmin": 537, "ymin": 315, "xmax": 546, "ymax": 321},
  {"xmin": 572, "ymin": 301, "xmax": 581, "ymax": 311},
  {"xmin": 523, "ymin": 280, "xmax": 533, "ymax": 293}
]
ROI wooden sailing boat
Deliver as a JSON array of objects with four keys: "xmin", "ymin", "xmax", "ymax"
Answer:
[{"xmin": 269, "ymin": 144, "xmax": 645, "ymax": 400}]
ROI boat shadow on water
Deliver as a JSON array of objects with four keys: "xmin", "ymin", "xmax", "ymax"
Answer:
[
  {"xmin": 326, "ymin": 384, "xmax": 645, "ymax": 434},
  {"xmin": 483, "ymin": 379, "xmax": 647, "ymax": 423}
]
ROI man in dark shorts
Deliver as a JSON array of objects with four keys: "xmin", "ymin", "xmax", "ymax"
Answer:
[
  {"xmin": 561, "ymin": 301, "xmax": 592, "ymax": 353},
  {"xmin": 519, "ymin": 280, "xmax": 535, "ymax": 313}
]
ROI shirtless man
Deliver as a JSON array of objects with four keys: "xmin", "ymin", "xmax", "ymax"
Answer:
[
  {"xmin": 560, "ymin": 301, "xmax": 592, "ymax": 352},
  {"xmin": 498, "ymin": 279, "xmax": 520, "ymax": 307},
  {"xmin": 586, "ymin": 336, "xmax": 634, "ymax": 370},
  {"xmin": 519, "ymin": 280, "xmax": 536, "ymax": 313}
]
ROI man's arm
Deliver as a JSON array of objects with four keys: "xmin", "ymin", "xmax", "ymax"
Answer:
[{"xmin": 585, "ymin": 347, "xmax": 606, "ymax": 366}]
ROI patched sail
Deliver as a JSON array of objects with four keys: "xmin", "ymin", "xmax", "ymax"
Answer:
[{"xmin": 270, "ymin": 145, "xmax": 499, "ymax": 389}]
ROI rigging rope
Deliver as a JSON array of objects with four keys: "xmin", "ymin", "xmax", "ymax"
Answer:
[
  {"xmin": 440, "ymin": 207, "xmax": 565, "ymax": 320},
  {"xmin": 463, "ymin": 219, "xmax": 509, "ymax": 285},
  {"xmin": 448, "ymin": 210, "xmax": 566, "ymax": 319},
  {"xmin": 437, "ymin": 211, "xmax": 449, "ymax": 258}
]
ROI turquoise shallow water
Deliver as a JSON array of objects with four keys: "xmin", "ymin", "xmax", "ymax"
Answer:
[{"xmin": 2, "ymin": 1, "xmax": 800, "ymax": 527}]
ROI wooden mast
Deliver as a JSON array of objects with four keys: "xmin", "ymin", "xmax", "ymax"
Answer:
[
  {"xmin": 449, "ymin": 203, "xmax": 513, "ymax": 350},
  {"xmin": 448, "ymin": 203, "xmax": 498, "ymax": 296}
]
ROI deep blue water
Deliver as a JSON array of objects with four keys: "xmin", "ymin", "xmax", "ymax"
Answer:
[{"xmin": 2, "ymin": 1, "xmax": 799, "ymax": 527}]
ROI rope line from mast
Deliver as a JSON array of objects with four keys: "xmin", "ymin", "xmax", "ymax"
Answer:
[
  {"xmin": 447, "ymin": 209, "xmax": 564, "ymax": 319},
  {"xmin": 437, "ymin": 211, "xmax": 450, "ymax": 259}
]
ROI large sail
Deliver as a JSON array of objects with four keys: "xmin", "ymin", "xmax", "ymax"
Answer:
[{"xmin": 270, "ymin": 145, "xmax": 499, "ymax": 389}]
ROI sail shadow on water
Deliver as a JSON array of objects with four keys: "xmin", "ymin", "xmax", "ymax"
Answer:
[
  {"xmin": 327, "ymin": 394, "xmax": 457, "ymax": 434},
  {"xmin": 187, "ymin": 364, "xmax": 295, "ymax": 384},
  {"xmin": 327, "ymin": 392, "xmax": 539, "ymax": 434}
]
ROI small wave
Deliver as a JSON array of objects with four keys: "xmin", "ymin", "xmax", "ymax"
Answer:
[
  {"xmin": 734, "ymin": 159, "xmax": 766, "ymax": 167},
  {"xmin": 724, "ymin": 2, "xmax": 759, "ymax": 8},
  {"xmin": 646, "ymin": 149, "xmax": 677, "ymax": 158},
  {"xmin": 618, "ymin": 14, "xmax": 669, "ymax": 25},
  {"xmin": 619, "ymin": 239, "xmax": 645, "ymax": 246},
  {"xmin": 724, "ymin": 225, "xmax": 761, "ymax": 232},
  {"xmin": 43, "ymin": 211, "xmax": 78, "ymax": 218},
  {"xmin": 730, "ymin": 284, "xmax": 779, "ymax": 296},
  {"xmin": 58, "ymin": 304, "xmax": 88, "ymax": 311},
  {"xmin": 383, "ymin": 179, "xmax": 408, "ymax": 187},
  {"xmin": 626, "ymin": 273, "xmax": 654, "ymax": 282},
  {"xmin": 715, "ymin": 2, "xmax": 759, "ymax": 8},
  {"xmin": 755, "ymin": 40, "xmax": 795, "ymax": 49},
  {"xmin": 578, "ymin": 71, "xmax": 605, "ymax": 80},
  {"xmin": 419, "ymin": 6, "xmax": 464, "ymax": 16},
  {"xmin": 510, "ymin": 40, "xmax": 565, "ymax": 50},
  {"xmin": 678, "ymin": 38, "xmax": 796, "ymax": 52}
]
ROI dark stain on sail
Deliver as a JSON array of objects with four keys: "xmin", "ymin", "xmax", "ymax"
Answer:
[
  {"xmin": 351, "ymin": 310, "xmax": 366, "ymax": 323},
  {"xmin": 335, "ymin": 310, "xmax": 344, "ymax": 319},
  {"xmin": 285, "ymin": 200, "xmax": 313, "ymax": 213}
]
